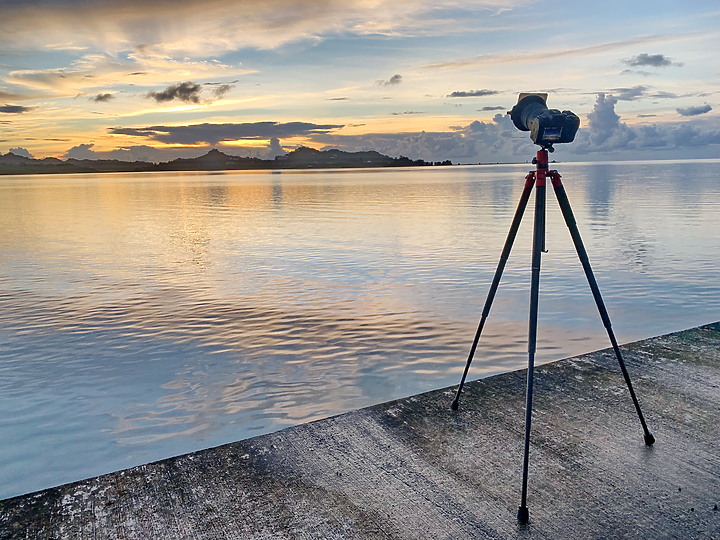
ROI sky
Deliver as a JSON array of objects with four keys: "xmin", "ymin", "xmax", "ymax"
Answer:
[{"xmin": 1, "ymin": 0, "xmax": 719, "ymax": 163}]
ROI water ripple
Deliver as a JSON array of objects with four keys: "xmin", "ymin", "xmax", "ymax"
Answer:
[{"xmin": 1, "ymin": 161, "xmax": 719, "ymax": 498}]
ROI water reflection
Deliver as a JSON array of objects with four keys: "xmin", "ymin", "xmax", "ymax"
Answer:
[
  {"xmin": 0, "ymin": 161, "xmax": 719, "ymax": 498},
  {"xmin": 584, "ymin": 162, "xmax": 616, "ymax": 222}
]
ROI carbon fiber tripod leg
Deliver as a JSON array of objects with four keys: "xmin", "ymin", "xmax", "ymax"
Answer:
[
  {"xmin": 451, "ymin": 173, "xmax": 535, "ymax": 411},
  {"xmin": 549, "ymin": 172, "xmax": 654, "ymax": 445},
  {"xmin": 517, "ymin": 172, "xmax": 546, "ymax": 524}
]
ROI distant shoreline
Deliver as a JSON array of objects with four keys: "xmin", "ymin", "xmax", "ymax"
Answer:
[
  {"xmin": 0, "ymin": 147, "xmax": 455, "ymax": 176},
  {"xmin": 8, "ymin": 147, "xmax": 709, "ymax": 176}
]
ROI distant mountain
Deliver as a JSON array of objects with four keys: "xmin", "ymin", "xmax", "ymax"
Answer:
[
  {"xmin": 65, "ymin": 158, "xmax": 151, "ymax": 172},
  {"xmin": 154, "ymin": 148, "xmax": 270, "ymax": 171},
  {"xmin": 156, "ymin": 147, "xmax": 433, "ymax": 170},
  {"xmin": 0, "ymin": 152, "xmax": 97, "ymax": 174},
  {"xmin": 0, "ymin": 147, "xmax": 448, "ymax": 175},
  {"xmin": 275, "ymin": 147, "xmax": 428, "ymax": 168},
  {"xmin": 0, "ymin": 152, "xmax": 32, "ymax": 165}
]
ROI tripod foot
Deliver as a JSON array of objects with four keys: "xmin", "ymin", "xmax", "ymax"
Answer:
[
  {"xmin": 450, "ymin": 397, "xmax": 459, "ymax": 411},
  {"xmin": 517, "ymin": 506, "xmax": 529, "ymax": 523},
  {"xmin": 644, "ymin": 433, "xmax": 656, "ymax": 446}
]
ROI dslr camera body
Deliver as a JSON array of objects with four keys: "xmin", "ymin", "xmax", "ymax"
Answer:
[{"xmin": 509, "ymin": 93, "xmax": 580, "ymax": 147}]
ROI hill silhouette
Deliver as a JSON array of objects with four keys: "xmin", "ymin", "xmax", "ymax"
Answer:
[{"xmin": 0, "ymin": 147, "xmax": 448, "ymax": 175}]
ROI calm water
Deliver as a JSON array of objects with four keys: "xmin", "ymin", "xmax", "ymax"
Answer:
[{"xmin": 1, "ymin": 161, "xmax": 719, "ymax": 499}]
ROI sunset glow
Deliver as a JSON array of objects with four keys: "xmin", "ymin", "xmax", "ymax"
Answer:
[{"xmin": 1, "ymin": 1, "xmax": 718, "ymax": 163}]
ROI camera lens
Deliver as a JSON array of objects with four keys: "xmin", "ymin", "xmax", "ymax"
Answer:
[{"xmin": 510, "ymin": 95, "xmax": 548, "ymax": 132}]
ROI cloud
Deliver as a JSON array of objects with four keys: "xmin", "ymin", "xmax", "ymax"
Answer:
[
  {"xmin": 582, "ymin": 93, "xmax": 636, "ymax": 148},
  {"xmin": 448, "ymin": 89, "xmax": 499, "ymax": 97},
  {"xmin": 145, "ymin": 80, "xmax": 236, "ymax": 104},
  {"xmin": 316, "ymin": 93, "xmax": 720, "ymax": 162},
  {"xmin": 0, "ymin": 89, "xmax": 36, "ymax": 102},
  {"xmin": 0, "ymin": 104, "xmax": 33, "ymax": 113},
  {"xmin": 9, "ymin": 147, "xmax": 33, "ymax": 158},
  {"xmin": 5, "ymin": 51, "xmax": 246, "ymax": 99},
  {"xmin": 91, "ymin": 93, "xmax": 113, "ymax": 102},
  {"xmin": 608, "ymin": 86, "xmax": 647, "ymax": 101},
  {"xmin": 109, "ymin": 121, "xmax": 344, "ymax": 145},
  {"xmin": 206, "ymin": 83, "xmax": 235, "ymax": 99},
  {"xmin": 391, "ymin": 111, "xmax": 424, "ymax": 115},
  {"xmin": 63, "ymin": 143, "xmax": 211, "ymax": 162},
  {"xmin": 620, "ymin": 69, "xmax": 652, "ymax": 77},
  {"xmin": 651, "ymin": 91, "xmax": 679, "ymax": 99},
  {"xmin": 622, "ymin": 53, "xmax": 680, "ymax": 68},
  {"xmin": 64, "ymin": 143, "xmax": 97, "ymax": 159},
  {"xmin": 6, "ymin": 54, "xmax": 132, "ymax": 94},
  {"xmin": 569, "ymin": 93, "xmax": 720, "ymax": 154},
  {"xmin": 147, "ymin": 81, "xmax": 203, "ymax": 103},
  {"xmin": 378, "ymin": 74, "xmax": 402, "ymax": 86},
  {"xmin": 64, "ymin": 94, "xmax": 720, "ymax": 164},
  {"xmin": 480, "ymin": 106, "xmax": 506, "ymax": 111},
  {"xmin": 668, "ymin": 124, "xmax": 720, "ymax": 147},
  {"xmin": 63, "ymin": 140, "xmax": 292, "ymax": 162},
  {"xmin": 313, "ymin": 113, "xmax": 526, "ymax": 163},
  {"xmin": 267, "ymin": 137, "xmax": 285, "ymax": 159},
  {"xmin": 676, "ymin": 104, "xmax": 712, "ymax": 116},
  {"xmin": 603, "ymin": 86, "xmax": 680, "ymax": 102},
  {"xmin": 0, "ymin": 1, "xmax": 530, "ymax": 57},
  {"xmin": 424, "ymin": 34, "xmax": 689, "ymax": 70}
]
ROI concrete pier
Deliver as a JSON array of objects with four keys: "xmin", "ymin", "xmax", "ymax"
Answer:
[{"xmin": 1, "ymin": 323, "xmax": 719, "ymax": 539}]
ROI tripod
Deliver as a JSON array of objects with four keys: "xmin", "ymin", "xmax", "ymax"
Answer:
[{"xmin": 450, "ymin": 147, "xmax": 654, "ymax": 524}]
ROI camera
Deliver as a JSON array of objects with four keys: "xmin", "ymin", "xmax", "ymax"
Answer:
[{"xmin": 509, "ymin": 93, "xmax": 580, "ymax": 147}]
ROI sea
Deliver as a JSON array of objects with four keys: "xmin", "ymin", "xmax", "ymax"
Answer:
[{"xmin": 1, "ymin": 160, "xmax": 719, "ymax": 499}]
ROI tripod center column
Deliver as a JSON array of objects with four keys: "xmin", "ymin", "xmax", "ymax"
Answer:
[{"xmin": 534, "ymin": 148, "xmax": 549, "ymax": 187}]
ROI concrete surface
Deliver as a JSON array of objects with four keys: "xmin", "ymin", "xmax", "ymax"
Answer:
[{"xmin": 1, "ymin": 322, "xmax": 719, "ymax": 539}]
